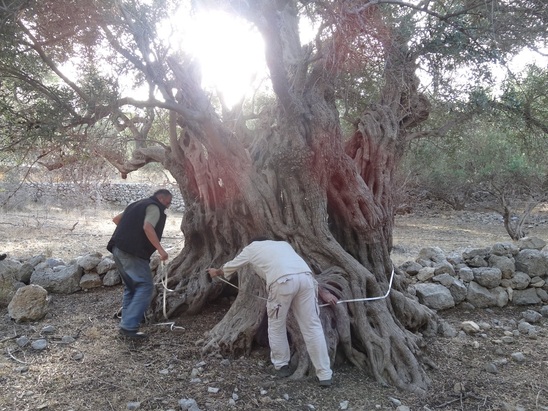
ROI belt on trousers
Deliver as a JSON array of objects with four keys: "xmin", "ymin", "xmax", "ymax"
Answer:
[{"xmin": 271, "ymin": 271, "xmax": 311, "ymax": 285}]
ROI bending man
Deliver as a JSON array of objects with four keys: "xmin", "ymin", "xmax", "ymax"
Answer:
[{"xmin": 208, "ymin": 236, "xmax": 337, "ymax": 386}]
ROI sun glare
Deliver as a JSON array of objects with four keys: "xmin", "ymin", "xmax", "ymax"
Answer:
[{"xmin": 163, "ymin": 9, "xmax": 266, "ymax": 107}]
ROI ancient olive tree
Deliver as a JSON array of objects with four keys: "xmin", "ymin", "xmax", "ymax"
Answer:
[{"xmin": 2, "ymin": 0, "xmax": 546, "ymax": 393}]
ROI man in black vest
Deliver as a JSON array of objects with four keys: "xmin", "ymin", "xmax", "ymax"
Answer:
[{"xmin": 107, "ymin": 189, "xmax": 172, "ymax": 339}]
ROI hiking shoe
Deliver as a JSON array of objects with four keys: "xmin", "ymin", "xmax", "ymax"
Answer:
[
  {"xmin": 319, "ymin": 378, "xmax": 332, "ymax": 387},
  {"xmin": 119, "ymin": 328, "xmax": 148, "ymax": 339},
  {"xmin": 275, "ymin": 365, "xmax": 291, "ymax": 378}
]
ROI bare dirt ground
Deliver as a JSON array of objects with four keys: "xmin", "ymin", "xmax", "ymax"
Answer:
[{"xmin": 1, "ymin": 204, "xmax": 548, "ymax": 411}]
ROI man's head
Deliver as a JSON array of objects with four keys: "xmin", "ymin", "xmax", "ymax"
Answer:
[{"xmin": 154, "ymin": 189, "xmax": 173, "ymax": 208}]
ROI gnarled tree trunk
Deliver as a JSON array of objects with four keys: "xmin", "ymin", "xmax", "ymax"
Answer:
[{"xmin": 142, "ymin": 0, "xmax": 437, "ymax": 393}]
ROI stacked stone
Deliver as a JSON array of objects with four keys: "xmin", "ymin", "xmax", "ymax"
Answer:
[
  {"xmin": 0, "ymin": 182, "xmax": 185, "ymax": 211},
  {"xmin": 2, "ymin": 252, "xmax": 164, "ymax": 322},
  {"xmin": 402, "ymin": 237, "xmax": 548, "ymax": 311}
]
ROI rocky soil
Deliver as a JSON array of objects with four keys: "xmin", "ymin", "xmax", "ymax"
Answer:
[{"xmin": 1, "ymin": 204, "xmax": 548, "ymax": 411}]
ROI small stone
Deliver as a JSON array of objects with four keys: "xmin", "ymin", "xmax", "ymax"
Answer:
[
  {"xmin": 461, "ymin": 321, "xmax": 480, "ymax": 334},
  {"xmin": 340, "ymin": 400, "xmax": 349, "ymax": 409},
  {"xmin": 388, "ymin": 397, "xmax": 402, "ymax": 406},
  {"xmin": 207, "ymin": 387, "xmax": 219, "ymax": 393},
  {"xmin": 485, "ymin": 363, "xmax": 498, "ymax": 374},
  {"xmin": 41, "ymin": 325, "xmax": 55, "ymax": 334},
  {"xmin": 521, "ymin": 310, "xmax": 542, "ymax": 323},
  {"xmin": 31, "ymin": 339, "xmax": 47, "ymax": 350},
  {"xmin": 16, "ymin": 336, "xmax": 30, "ymax": 347},
  {"xmin": 478, "ymin": 321, "xmax": 492, "ymax": 330},
  {"xmin": 61, "ymin": 335, "xmax": 75, "ymax": 344},
  {"xmin": 71, "ymin": 352, "xmax": 84, "ymax": 361},
  {"xmin": 527, "ymin": 330, "xmax": 538, "ymax": 339},
  {"xmin": 511, "ymin": 352, "xmax": 526, "ymax": 363},
  {"xmin": 126, "ymin": 402, "xmax": 140, "ymax": 410}
]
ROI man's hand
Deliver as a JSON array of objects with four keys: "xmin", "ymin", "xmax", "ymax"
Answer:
[
  {"xmin": 318, "ymin": 288, "xmax": 338, "ymax": 306},
  {"xmin": 158, "ymin": 248, "xmax": 169, "ymax": 261},
  {"xmin": 208, "ymin": 268, "xmax": 224, "ymax": 278}
]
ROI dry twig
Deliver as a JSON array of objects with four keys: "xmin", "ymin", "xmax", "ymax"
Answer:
[
  {"xmin": 0, "ymin": 335, "xmax": 17, "ymax": 344},
  {"xmin": 6, "ymin": 347, "xmax": 28, "ymax": 364}
]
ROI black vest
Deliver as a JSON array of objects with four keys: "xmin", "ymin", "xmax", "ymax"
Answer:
[{"xmin": 107, "ymin": 196, "xmax": 167, "ymax": 260}]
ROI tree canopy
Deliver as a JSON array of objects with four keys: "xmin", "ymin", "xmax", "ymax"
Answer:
[{"xmin": 1, "ymin": 0, "xmax": 547, "ymax": 393}]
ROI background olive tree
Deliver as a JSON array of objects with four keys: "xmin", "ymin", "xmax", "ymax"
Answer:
[{"xmin": 404, "ymin": 65, "xmax": 548, "ymax": 239}]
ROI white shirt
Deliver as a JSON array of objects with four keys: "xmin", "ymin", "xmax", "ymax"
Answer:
[{"xmin": 222, "ymin": 240, "xmax": 311, "ymax": 286}]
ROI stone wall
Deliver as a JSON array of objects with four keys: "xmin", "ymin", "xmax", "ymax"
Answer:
[
  {"xmin": 2, "ymin": 238, "xmax": 547, "ymax": 313},
  {"xmin": 401, "ymin": 237, "xmax": 548, "ymax": 311},
  {"xmin": 0, "ymin": 182, "xmax": 184, "ymax": 211}
]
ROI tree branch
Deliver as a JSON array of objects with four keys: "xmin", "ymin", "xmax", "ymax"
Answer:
[{"xmin": 17, "ymin": 20, "xmax": 89, "ymax": 102}]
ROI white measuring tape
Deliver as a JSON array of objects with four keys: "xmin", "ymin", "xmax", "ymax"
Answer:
[
  {"xmin": 318, "ymin": 267, "xmax": 395, "ymax": 307},
  {"xmin": 215, "ymin": 267, "xmax": 396, "ymax": 307},
  {"xmin": 154, "ymin": 262, "xmax": 184, "ymax": 330}
]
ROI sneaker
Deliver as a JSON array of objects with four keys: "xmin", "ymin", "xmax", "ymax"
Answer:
[
  {"xmin": 119, "ymin": 328, "xmax": 148, "ymax": 339},
  {"xmin": 275, "ymin": 365, "xmax": 291, "ymax": 378},
  {"xmin": 319, "ymin": 378, "xmax": 332, "ymax": 387}
]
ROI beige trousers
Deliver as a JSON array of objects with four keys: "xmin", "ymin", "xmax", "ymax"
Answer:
[{"xmin": 266, "ymin": 273, "xmax": 333, "ymax": 381}]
